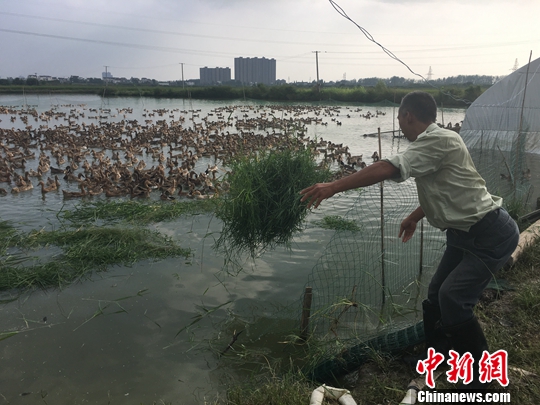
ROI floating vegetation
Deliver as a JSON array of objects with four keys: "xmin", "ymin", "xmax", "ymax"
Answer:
[
  {"xmin": 316, "ymin": 215, "xmax": 361, "ymax": 232},
  {"xmin": 25, "ymin": 226, "xmax": 192, "ymax": 269},
  {"xmin": 0, "ymin": 261, "xmax": 72, "ymax": 291},
  {"xmin": 0, "ymin": 220, "xmax": 20, "ymax": 247},
  {"xmin": 214, "ymin": 143, "xmax": 331, "ymax": 259},
  {"xmin": 0, "ymin": 220, "xmax": 30, "ymax": 273},
  {"xmin": 0, "ymin": 225, "xmax": 191, "ymax": 291},
  {"xmin": 60, "ymin": 199, "xmax": 216, "ymax": 225}
]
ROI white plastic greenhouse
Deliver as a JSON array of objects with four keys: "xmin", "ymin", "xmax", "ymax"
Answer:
[{"xmin": 460, "ymin": 56, "xmax": 540, "ymax": 212}]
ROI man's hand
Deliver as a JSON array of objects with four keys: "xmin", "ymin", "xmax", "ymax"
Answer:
[
  {"xmin": 299, "ymin": 183, "xmax": 336, "ymax": 209},
  {"xmin": 399, "ymin": 206, "xmax": 425, "ymax": 242},
  {"xmin": 399, "ymin": 217, "xmax": 418, "ymax": 242}
]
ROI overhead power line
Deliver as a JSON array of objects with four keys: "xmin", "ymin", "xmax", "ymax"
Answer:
[
  {"xmin": 328, "ymin": 0, "xmax": 474, "ymax": 104},
  {"xmin": 2, "ymin": 11, "xmax": 537, "ymax": 54},
  {"xmin": 0, "ymin": 11, "xmax": 389, "ymax": 49},
  {"xmin": 0, "ymin": 28, "xmax": 238, "ymax": 58}
]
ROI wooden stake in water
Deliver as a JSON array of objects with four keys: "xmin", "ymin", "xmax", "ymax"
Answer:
[
  {"xmin": 378, "ymin": 127, "xmax": 386, "ymax": 304},
  {"xmin": 300, "ymin": 286, "xmax": 313, "ymax": 341},
  {"xmin": 440, "ymin": 102, "xmax": 445, "ymax": 127},
  {"xmin": 419, "ymin": 219, "xmax": 424, "ymax": 276}
]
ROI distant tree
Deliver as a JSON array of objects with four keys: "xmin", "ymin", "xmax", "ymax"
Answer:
[
  {"xmin": 432, "ymin": 75, "xmax": 497, "ymax": 86},
  {"xmin": 359, "ymin": 77, "xmax": 380, "ymax": 86},
  {"xmin": 375, "ymin": 80, "xmax": 387, "ymax": 91},
  {"xmin": 268, "ymin": 84, "xmax": 298, "ymax": 100},
  {"xmin": 388, "ymin": 76, "xmax": 407, "ymax": 86},
  {"xmin": 464, "ymin": 85, "xmax": 483, "ymax": 102}
]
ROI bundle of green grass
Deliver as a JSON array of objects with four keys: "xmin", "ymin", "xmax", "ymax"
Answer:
[{"xmin": 215, "ymin": 144, "xmax": 331, "ymax": 259}]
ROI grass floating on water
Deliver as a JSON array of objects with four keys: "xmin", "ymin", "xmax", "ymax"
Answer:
[
  {"xmin": 0, "ymin": 221, "xmax": 14, "ymax": 247},
  {"xmin": 316, "ymin": 215, "xmax": 361, "ymax": 232},
  {"xmin": 25, "ymin": 226, "xmax": 191, "ymax": 267},
  {"xmin": 61, "ymin": 198, "xmax": 216, "ymax": 224},
  {"xmin": 0, "ymin": 225, "xmax": 191, "ymax": 291}
]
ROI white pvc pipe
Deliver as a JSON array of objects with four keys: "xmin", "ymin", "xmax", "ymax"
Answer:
[
  {"xmin": 339, "ymin": 393, "xmax": 357, "ymax": 405},
  {"xmin": 399, "ymin": 369, "xmax": 443, "ymax": 405},
  {"xmin": 399, "ymin": 387, "xmax": 418, "ymax": 405},
  {"xmin": 309, "ymin": 386, "xmax": 325, "ymax": 405},
  {"xmin": 310, "ymin": 384, "xmax": 358, "ymax": 405}
]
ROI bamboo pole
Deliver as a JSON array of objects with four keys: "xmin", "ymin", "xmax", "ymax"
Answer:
[
  {"xmin": 393, "ymin": 92, "xmax": 396, "ymax": 135},
  {"xmin": 418, "ymin": 219, "xmax": 424, "ymax": 276},
  {"xmin": 440, "ymin": 102, "xmax": 445, "ymax": 127},
  {"xmin": 378, "ymin": 127, "xmax": 386, "ymax": 304},
  {"xmin": 300, "ymin": 286, "xmax": 313, "ymax": 341}
]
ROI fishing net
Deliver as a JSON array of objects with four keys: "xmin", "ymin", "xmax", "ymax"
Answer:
[{"xmin": 303, "ymin": 179, "xmax": 445, "ymax": 380}]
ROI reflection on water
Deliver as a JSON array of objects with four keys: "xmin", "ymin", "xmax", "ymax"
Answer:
[{"xmin": 0, "ymin": 95, "xmax": 466, "ymax": 404}]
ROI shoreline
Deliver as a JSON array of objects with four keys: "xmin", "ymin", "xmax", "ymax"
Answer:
[{"xmin": 0, "ymin": 85, "xmax": 476, "ymax": 107}]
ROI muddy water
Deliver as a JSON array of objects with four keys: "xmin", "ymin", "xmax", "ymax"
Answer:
[{"xmin": 0, "ymin": 95, "xmax": 466, "ymax": 404}]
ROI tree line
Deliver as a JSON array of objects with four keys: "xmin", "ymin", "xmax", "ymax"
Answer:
[{"xmin": 0, "ymin": 77, "xmax": 490, "ymax": 107}]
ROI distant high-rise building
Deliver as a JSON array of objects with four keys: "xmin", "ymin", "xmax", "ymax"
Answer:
[
  {"xmin": 234, "ymin": 57, "xmax": 276, "ymax": 85},
  {"xmin": 200, "ymin": 67, "xmax": 231, "ymax": 85},
  {"xmin": 102, "ymin": 71, "xmax": 113, "ymax": 79}
]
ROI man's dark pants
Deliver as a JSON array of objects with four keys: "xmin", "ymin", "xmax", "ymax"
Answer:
[{"xmin": 427, "ymin": 207, "xmax": 520, "ymax": 327}]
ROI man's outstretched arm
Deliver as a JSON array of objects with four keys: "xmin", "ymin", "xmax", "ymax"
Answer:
[{"xmin": 300, "ymin": 160, "xmax": 400, "ymax": 209}]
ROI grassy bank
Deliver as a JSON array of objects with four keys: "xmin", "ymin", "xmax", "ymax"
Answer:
[
  {"xmin": 215, "ymin": 235, "xmax": 540, "ymax": 405},
  {"xmin": 0, "ymin": 83, "xmax": 485, "ymax": 107}
]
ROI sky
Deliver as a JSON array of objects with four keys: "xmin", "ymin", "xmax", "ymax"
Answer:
[{"xmin": 1, "ymin": 0, "xmax": 539, "ymax": 83}]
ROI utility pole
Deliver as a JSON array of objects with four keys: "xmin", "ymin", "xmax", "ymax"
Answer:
[
  {"xmin": 103, "ymin": 65, "xmax": 109, "ymax": 84},
  {"xmin": 312, "ymin": 51, "xmax": 325, "ymax": 92},
  {"xmin": 180, "ymin": 63, "xmax": 185, "ymax": 89}
]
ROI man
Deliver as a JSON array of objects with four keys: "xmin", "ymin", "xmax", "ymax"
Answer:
[{"xmin": 300, "ymin": 91, "xmax": 519, "ymax": 389}]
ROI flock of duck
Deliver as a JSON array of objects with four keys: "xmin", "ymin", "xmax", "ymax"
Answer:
[{"xmin": 0, "ymin": 104, "xmax": 385, "ymax": 200}]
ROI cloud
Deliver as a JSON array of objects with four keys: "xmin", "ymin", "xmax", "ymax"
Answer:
[{"xmin": 1, "ymin": 0, "xmax": 538, "ymax": 81}]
